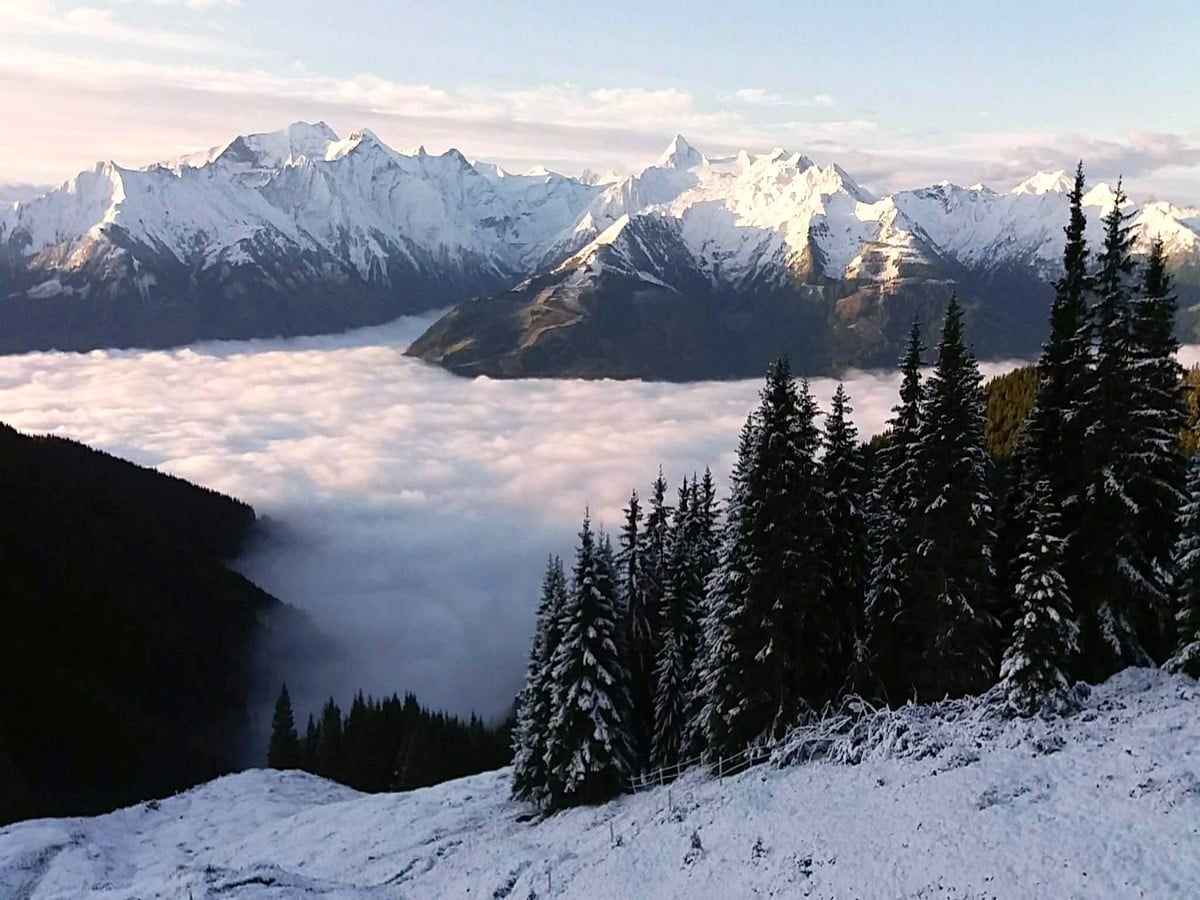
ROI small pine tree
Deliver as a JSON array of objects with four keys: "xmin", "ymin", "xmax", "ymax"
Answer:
[
  {"xmin": 1000, "ymin": 481, "xmax": 1079, "ymax": 715},
  {"xmin": 1167, "ymin": 456, "xmax": 1200, "ymax": 677},
  {"xmin": 545, "ymin": 514, "xmax": 634, "ymax": 807},
  {"xmin": 267, "ymin": 683, "xmax": 301, "ymax": 770}
]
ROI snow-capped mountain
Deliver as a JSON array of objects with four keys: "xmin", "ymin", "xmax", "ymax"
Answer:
[
  {"xmin": 0, "ymin": 122, "xmax": 601, "ymax": 353},
  {"xmin": 2, "ymin": 125, "xmax": 1199, "ymax": 371},
  {"xmin": 409, "ymin": 139, "xmax": 1200, "ymax": 379}
]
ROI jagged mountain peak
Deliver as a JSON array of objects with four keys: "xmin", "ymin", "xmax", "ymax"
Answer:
[
  {"xmin": 1010, "ymin": 170, "xmax": 1074, "ymax": 196},
  {"xmin": 656, "ymin": 134, "xmax": 706, "ymax": 170}
]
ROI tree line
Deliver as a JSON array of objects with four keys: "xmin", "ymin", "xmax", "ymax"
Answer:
[
  {"xmin": 512, "ymin": 165, "xmax": 1200, "ymax": 812},
  {"xmin": 266, "ymin": 685, "xmax": 511, "ymax": 793}
]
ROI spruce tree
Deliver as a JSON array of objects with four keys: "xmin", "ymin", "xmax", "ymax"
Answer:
[
  {"xmin": 709, "ymin": 361, "xmax": 834, "ymax": 747},
  {"xmin": 511, "ymin": 555, "xmax": 568, "ymax": 805},
  {"xmin": 640, "ymin": 470, "xmax": 673, "ymax": 637},
  {"xmin": 267, "ymin": 683, "xmax": 301, "ymax": 770},
  {"xmin": 545, "ymin": 514, "xmax": 634, "ymax": 807},
  {"xmin": 301, "ymin": 715, "xmax": 320, "ymax": 773},
  {"xmin": 823, "ymin": 383, "xmax": 869, "ymax": 692},
  {"xmin": 316, "ymin": 697, "xmax": 344, "ymax": 781},
  {"xmin": 909, "ymin": 297, "xmax": 997, "ymax": 700},
  {"xmin": 1127, "ymin": 238, "xmax": 1186, "ymax": 660},
  {"xmin": 652, "ymin": 481, "xmax": 705, "ymax": 768},
  {"xmin": 1078, "ymin": 180, "xmax": 1150, "ymax": 678},
  {"xmin": 616, "ymin": 489, "xmax": 653, "ymax": 770},
  {"xmin": 1000, "ymin": 480, "xmax": 1079, "ymax": 715},
  {"xmin": 1166, "ymin": 456, "xmax": 1200, "ymax": 678},
  {"xmin": 1018, "ymin": 163, "xmax": 1093, "ymax": 637},
  {"xmin": 1024, "ymin": 162, "xmax": 1093, "ymax": 512},
  {"xmin": 696, "ymin": 468, "xmax": 720, "ymax": 578},
  {"xmin": 695, "ymin": 413, "xmax": 759, "ymax": 759},
  {"xmin": 865, "ymin": 321, "xmax": 925, "ymax": 703}
]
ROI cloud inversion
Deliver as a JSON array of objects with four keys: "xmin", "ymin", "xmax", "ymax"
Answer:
[{"xmin": 0, "ymin": 317, "xmax": 1041, "ymax": 723}]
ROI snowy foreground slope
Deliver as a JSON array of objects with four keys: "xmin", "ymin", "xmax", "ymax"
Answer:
[{"xmin": 3, "ymin": 669, "xmax": 1199, "ymax": 899}]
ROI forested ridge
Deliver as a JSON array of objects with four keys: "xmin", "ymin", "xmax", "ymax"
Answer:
[
  {"xmin": 0, "ymin": 425, "xmax": 277, "ymax": 825},
  {"xmin": 512, "ymin": 168, "xmax": 1200, "ymax": 811}
]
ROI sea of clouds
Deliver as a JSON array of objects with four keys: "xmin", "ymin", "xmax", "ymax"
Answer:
[{"xmin": 0, "ymin": 314, "xmax": 1065, "ymax": 731}]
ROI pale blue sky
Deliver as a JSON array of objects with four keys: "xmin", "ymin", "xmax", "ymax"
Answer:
[{"xmin": 1, "ymin": 0, "xmax": 1198, "ymax": 200}]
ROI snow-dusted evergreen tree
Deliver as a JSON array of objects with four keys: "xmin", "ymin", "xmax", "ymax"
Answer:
[
  {"xmin": 1016, "ymin": 163, "xmax": 1092, "ymax": 634},
  {"xmin": 545, "ymin": 514, "xmax": 634, "ymax": 807},
  {"xmin": 708, "ymin": 361, "xmax": 834, "ymax": 746},
  {"xmin": 1078, "ymin": 180, "xmax": 1151, "ymax": 679},
  {"xmin": 909, "ymin": 297, "xmax": 997, "ymax": 701},
  {"xmin": 696, "ymin": 468, "xmax": 720, "ymax": 578},
  {"xmin": 1127, "ymin": 239, "xmax": 1186, "ymax": 660},
  {"xmin": 693, "ymin": 414, "xmax": 758, "ymax": 759},
  {"xmin": 865, "ymin": 321, "xmax": 925, "ymax": 704},
  {"xmin": 823, "ymin": 383, "xmax": 869, "ymax": 692},
  {"xmin": 511, "ymin": 555, "xmax": 567, "ymax": 805},
  {"xmin": 1023, "ymin": 163, "xmax": 1093, "ymax": 516},
  {"xmin": 1167, "ymin": 456, "xmax": 1200, "ymax": 678},
  {"xmin": 652, "ymin": 482, "xmax": 705, "ymax": 768},
  {"xmin": 640, "ymin": 470, "xmax": 673, "ymax": 622},
  {"xmin": 616, "ymin": 490, "xmax": 654, "ymax": 770},
  {"xmin": 1000, "ymin": 480, "xmax": 1079, "ymax": 715}
]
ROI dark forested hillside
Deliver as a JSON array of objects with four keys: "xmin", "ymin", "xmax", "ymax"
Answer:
[{"xmin": 0, "ymin": 424, "xmax": 279, "ymax": 825}]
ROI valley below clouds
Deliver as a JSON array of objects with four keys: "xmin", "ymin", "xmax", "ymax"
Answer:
[{"xmin": 0, "ymin": 314, "xmax": 1081, "ymax": 728}]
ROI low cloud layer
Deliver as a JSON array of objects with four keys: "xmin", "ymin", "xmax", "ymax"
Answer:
[{"xmin": 0, "ymin": 318, "xmax": 1038, "ymax": 724}]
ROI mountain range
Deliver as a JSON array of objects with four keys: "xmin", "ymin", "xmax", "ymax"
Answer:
[{"xmin": 3, "ymin": 123, "xmax": 1198, "ymax": 377}]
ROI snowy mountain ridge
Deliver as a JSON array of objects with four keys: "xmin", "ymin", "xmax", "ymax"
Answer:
[
  {"xmin": 5, "ymin": 124, "xmax": 1198, "ymax": 295},
  {"xmin": 2, "ymin": 124, "xmax": 1199, "ymax": 360},
  {"xmin": 3, "ymin": 667, "xmax": 1198, "ymax": 898}
]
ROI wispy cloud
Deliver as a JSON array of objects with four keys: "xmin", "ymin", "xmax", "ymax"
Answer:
[
  {"xmin": 0, "ymin": 1, "xmax": 237, "ymax": 54},
  {"xmin": 732, "ymin": 88, "xmax": 835, "ymax": 109},
  {"xmin": 0, "ymin": 14, "xmax": 1197, "ymax": 203}
]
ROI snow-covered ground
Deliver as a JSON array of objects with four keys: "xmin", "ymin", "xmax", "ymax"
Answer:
[{"xmin": 3, "ymin": 668, "xmax": 1199, "ymax": 898}]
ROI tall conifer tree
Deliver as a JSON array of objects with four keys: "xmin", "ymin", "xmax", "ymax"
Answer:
[
  {"xmin": 1167, "ymin": 457, "xmax": 1200, "ymax": 677},
  {"xmin": 652, "ymin": 483, "xmax": 704, "ymax": 768},
  {"xmin": 865, "ymin": 321, "xmax": 925, "ymax": 703},
  {"xmin": 1127, "ymin": 238, "xmax": 1186, "ymax": 659},
  {"xmin": 545, "ymin": 514, "xmax": 634, "ymax": 807},
  {"xmin": 267, "ymin": 683, "xmax": 301, "ymax": 770},
  {"xmin": 708, "ymin": 361, "xmax": 834, "ymax": 746},
  {"xmin": 316, "ymin": 697, "xmax": 344, "ymax": 781},
  {"xmin": 695, "ymin": 414, "xmax": 759, "ymax": 759},
  {"xmin": 1079, "ymin": 180, "xmax": 1150, "ymax": 678},
  {"xmin": 909, "ymin": 297, "xmax": 997, "ymax": 700},
  {"xmin": 512, "ymin": 556, "xmax": 568, "ymax": 805},
  {"xmin": 823, "ymin": 383, "xmax": 868, "ymax": 691},
  {"xmin": 616, "ymin": 490, "xmax": 654, "ymax": 769}
]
